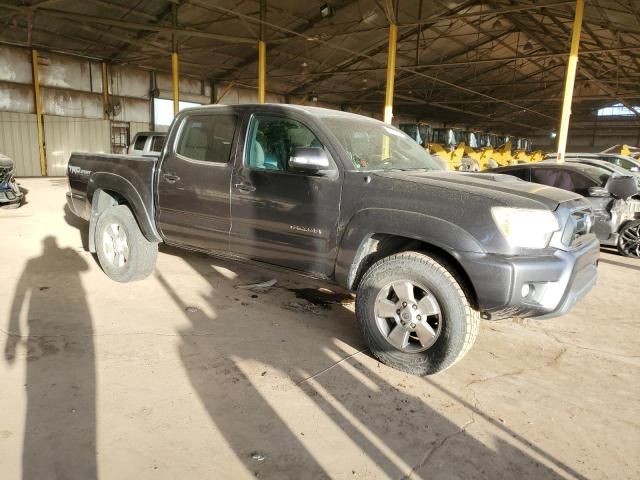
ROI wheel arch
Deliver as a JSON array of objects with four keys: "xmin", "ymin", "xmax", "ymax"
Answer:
[
  {"xmin": 87, "ymin": 173, "xmax": 160, "ymax": 252},
  {"xmin": 335, "ymin": 209, "xmax": 483, "ymax": 309}
]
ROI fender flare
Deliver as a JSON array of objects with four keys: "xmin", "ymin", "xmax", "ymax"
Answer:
[
  {"xmin": 334, "ymin": 208, "xmax": 484, "ymax": 289},
  {"xmin": 87, "ymin": 172, "xmax": 161, "ymax": 251}
]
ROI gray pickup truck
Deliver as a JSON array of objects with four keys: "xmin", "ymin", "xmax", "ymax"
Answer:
[{"xmin": 66, "ymin": 104, "xmax": 599, "ymax": 375}]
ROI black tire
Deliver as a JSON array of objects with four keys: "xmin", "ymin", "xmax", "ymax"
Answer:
[
  {"xmin": 617, "ymin": 220, "xmax": 640, "ymax": 258},
  {"xmin": 95, "ymin": 205, "xmax": 158, "ymax": 282},
  {"xmin": 356, "ymin": 252, "xmax": 480, "ymax": 376},
  {"xmin": 1, "ymin": 200, "xmax": 21, "ymax": 209}
]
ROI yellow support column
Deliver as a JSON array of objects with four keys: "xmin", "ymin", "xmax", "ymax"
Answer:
[
  {"xmin": 383, "ymin": 23, "xmax": 398, "ymax": 124},
  {"xmin": 31, "ymin": 49, "xmax": 46, "ymax": 176},
  {"xmin": 258, "ymin": 0, "xmax": 266, "ymax": 103},
  {"xmin": 556, "ymin": 0, "xmax": 584, "ymax": 163},
  {"xmin": 258, "ymin": 41, "xmax": 266, "ymax": 103},
  {"xmin": 172, "ymin": 52, "xmax": 179, "ymax": 116},
  {"xmin": 102, "ymin": 62, "xmax": 109, "ymax": 119}
]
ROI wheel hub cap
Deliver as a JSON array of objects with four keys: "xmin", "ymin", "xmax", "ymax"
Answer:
[
  {"xmin": 102, "ymin": 223, "xmax": 129, "ymax": 267},
  {"xmin": 620, "ymin": 224, "xmax": 640, "ymax": 257},
  {"xmin": 374, "ymin": 280, "xmax": 442, "ymax": 353}
]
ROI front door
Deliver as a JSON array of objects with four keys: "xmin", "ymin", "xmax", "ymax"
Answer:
[
  {"xmin": 157, "ymin": 111, "xmax": 239, "ymax": 252},
  {"xmin": 230, "ymin": 114, "xmax": 342, "ymax": 277}
]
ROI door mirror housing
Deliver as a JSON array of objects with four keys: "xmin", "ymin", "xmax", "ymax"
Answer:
[
  {"xmin": 587, "ymin": 186, "xmax": 610, "ymax": 197},
  {"xmin": 606, "ymin": 175, "xmax": 639, "ymax": 200},
  {"xmin": 630, "ymin": 166, "xmax": 639, "ymax": 173},
  {"xmin": 288, "ymin": 147, "xmax": 331, "ymax": 172}
]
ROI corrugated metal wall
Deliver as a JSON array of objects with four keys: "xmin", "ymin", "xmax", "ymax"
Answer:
[
  {"xmin": 0, "ymin": 111, "xmax": 40, "ymax": 176},
  {"xmin": 44, "ymin": 115, "xmax": 110, "ymax": 176}
]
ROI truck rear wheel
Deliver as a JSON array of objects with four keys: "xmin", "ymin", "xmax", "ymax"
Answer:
[
  {"xmin": 356, "ymin": 252, "xmax": 480, "ymax": 376},
  {"xmin": 95, "ymin": 205, "xmax": 158, "ymax": 282}
]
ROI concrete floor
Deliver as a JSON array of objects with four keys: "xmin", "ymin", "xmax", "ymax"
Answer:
[{"xmin": 1, "ymin": 178, "xmax": 638, "ymax": 480}]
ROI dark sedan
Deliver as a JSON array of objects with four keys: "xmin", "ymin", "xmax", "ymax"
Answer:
[{"xmin": 485, "ymin": 162, "xmax": 640, "ymax": 257}]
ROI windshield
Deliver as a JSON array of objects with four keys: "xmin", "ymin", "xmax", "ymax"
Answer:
[{"xmin": 321, "ymin": 117, "xmax": 442, "ymax": 171}]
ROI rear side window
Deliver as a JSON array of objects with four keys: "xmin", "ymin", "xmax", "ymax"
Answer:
[
  {"xmin": 133, "ymin": 135, "xmax": 147, "ymax": 151},
  {"xmin": 150, "ymin": 135, "xmax": 165, "ymax": 152},
  {"xmin": 177, "ymin": 115, "xmax": 237, "ymax": 163}
]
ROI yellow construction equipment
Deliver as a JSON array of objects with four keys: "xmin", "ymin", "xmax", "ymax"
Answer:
[
  {"xmin": 428, "ymin": 142, "xmax": 465, "ymax": 170},
  {"xmin": 513, "ymin": 148, "xmax": 545, "ymax": 163},
  {"xmin": 600, "ymin": 144, "xmax": 639, "ymax": 158},
  {"xmin": 401, "ymin": 123, "xmax": 547, "ymax": 170},
  {"xmin": 488, "ymin": 141, "xmax": 514, "ymax": 167}
]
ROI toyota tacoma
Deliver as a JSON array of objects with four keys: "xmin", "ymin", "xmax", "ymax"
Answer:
[{"xmin": 66, "ymin": 104, "xmax": 599, "ymax": 375}]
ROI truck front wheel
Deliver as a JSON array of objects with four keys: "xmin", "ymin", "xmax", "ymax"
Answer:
[
  {"xmin": 356, "ymin": 252, "xmax": 480, "ymax": 375},
  {"xmin": 95, "ymin": 205, "xmax": 158, "ymax": 282}
]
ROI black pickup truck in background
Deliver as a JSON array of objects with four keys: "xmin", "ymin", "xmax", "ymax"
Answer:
[{"xmin": 67, "ymin": 104, "xmax": 599, "ymax": 375}]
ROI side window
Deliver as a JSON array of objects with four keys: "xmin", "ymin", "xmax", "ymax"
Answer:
[
  {"xmin": 177, "ymin": 114, "xmax": 237, "ymax": 163},
  {"xmin": 502, "ymin": 168, "xmax": 528, "ymax": 181},
  {"xmin": 531, "ymin": 168, "xmax": 595, "ymax": 194},
  {"xmin": 150, "ymin": 135, "xmax": 165, "ymax": 152},
  {"xmin": 133, "ymin": 135, "xmax": 147, "ymax": 151},
  {"xmin": 616, "ymin": 157, "xmax": 636, "ymax": 171},
  {"xmin": 246, "ymin": 116, "xmax": 324, "ymax": 171}
]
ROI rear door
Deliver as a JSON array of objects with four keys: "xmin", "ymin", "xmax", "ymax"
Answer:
[
  {"xmin": 157, "ymin": 110, "xmax": 239, "ymax": 252},
  {"xmin": 229, "ymin": 113, "xmax": 342, "ymax": 277}
]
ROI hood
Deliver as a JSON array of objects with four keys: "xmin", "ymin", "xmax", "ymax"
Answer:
[{"xmin": 376, "ymin": 170, "xmax": 582, "ymax": 210}]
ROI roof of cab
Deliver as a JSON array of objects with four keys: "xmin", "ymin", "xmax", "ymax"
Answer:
[{"xmin": 181, "ymin": 103, "xmax": 378, "ymax": 120}]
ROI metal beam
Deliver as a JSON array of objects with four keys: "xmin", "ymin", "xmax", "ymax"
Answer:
[
  {"xmin": 258, "ymin": 0, "xmax": 266, "ymax": 103},
  {"xmin": 31, "ymin": 49, "xmax": 46, "ymax": 176},
  {"xmin": 557, "ymin": 0, "xmax": 585, "ymax": 162},
  {"xmin": 172, "ymin": 3, "xmax": 179, "ymax": 116},
  {"xmin": 102, "ymin": 62, "xmax": 109, "ymax": 120},
  {"xmin": 499, "ymin": 3, "xmax": 640, "ymax": 118},
  {"xmin": 0, "ymin": 5, "xmax": 256, "ymax": 44}
]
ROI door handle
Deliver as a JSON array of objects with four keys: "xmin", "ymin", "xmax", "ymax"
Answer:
[
  {"xmin": 234, "ymin": 182, "xmax": 256, "ymax": 193},
  {"xmin": 163, "ymin": 173, "xmax": 181, "ymax": 184}
]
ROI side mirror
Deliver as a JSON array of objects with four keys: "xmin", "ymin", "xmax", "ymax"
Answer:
[
  {"xmin": 606, "ymin": 175, "xmax": 639, "ymax": 200},
  {"xmin": 288, "ymin": 147, "xmax": 330, "ymax": 172},
  {"xmin": 630, "ymin": 166, "xmax": 639, "ymax": 173},
  {"xmin": 587, "ymin": 186, "xmax": 610, "ymax": 197}
]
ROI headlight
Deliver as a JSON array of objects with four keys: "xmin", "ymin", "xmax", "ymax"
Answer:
[{"xmin": 491, "ymin": 207, "xmax": 560, "ymax": 249}]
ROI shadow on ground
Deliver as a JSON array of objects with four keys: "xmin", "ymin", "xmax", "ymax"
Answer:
[
  {"xmin": 157, "ymin": 245, "xmax": 579, "ymax": 479},
  {"xmin": 5, "ymin": 236, "xmax": 96, "ymax": 479},
  {"xmin": 30, "ymin": 212, "xmax": 585, "ymax": 479}
]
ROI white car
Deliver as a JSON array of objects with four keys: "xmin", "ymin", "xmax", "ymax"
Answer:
[{"xmin": 128, "ymin": 132, "xmax": 167, "ymax": 157}]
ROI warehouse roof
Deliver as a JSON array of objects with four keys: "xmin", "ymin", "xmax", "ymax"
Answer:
[{"xmin": 1, "ymin": 0, "xmax": 638, "ymax": 134}]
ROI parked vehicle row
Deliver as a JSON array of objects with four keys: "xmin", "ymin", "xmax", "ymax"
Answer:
[
  {"xmin": 0, "ymin": 153, "xmax": 24, "ymax": 209},
  {"xmin": 66, "ymin": 104, "xmax": 599, "ymax": 376},
  {"xmin": 486, "ymin": 160, "xmax": 640, "ymax": 257}
]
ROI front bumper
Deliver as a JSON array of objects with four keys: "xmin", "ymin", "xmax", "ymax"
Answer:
[
  {"xmin": 455, "ymin": 237, "xmax": 599, "ymax": 320},
  {"xmin": 0, "ymin": 181, "xmax": 23, "ymax": 205}
]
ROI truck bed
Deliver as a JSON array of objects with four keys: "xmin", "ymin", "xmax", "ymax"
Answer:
[{"xmin": 67, "ymin": 152, "xmax": 158, "ymax": 224}]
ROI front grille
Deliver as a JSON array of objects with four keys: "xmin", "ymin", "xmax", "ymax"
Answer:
[
  {"xmin": 0, "ymin": 166, "xmax": 13, "ymax": 184},
  {"xmin": 562, "ymin": 208, "xmax": 594, "ymax": 248}
]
